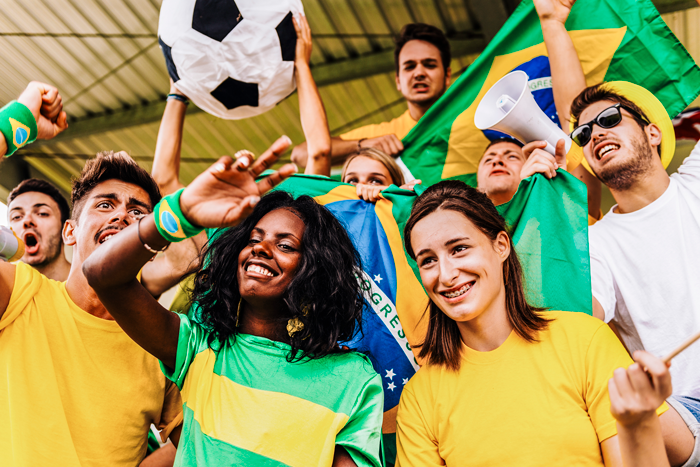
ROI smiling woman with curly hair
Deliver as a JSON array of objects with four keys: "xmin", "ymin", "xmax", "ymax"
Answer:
[{"xmin": 83, "ymin": 148, "xmax": 384, "ymax": 467}]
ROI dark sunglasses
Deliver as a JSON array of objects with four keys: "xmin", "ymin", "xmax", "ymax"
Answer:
[{"xmin": 570, "ymin": 103, "xmax": 649, "ymax": 147}]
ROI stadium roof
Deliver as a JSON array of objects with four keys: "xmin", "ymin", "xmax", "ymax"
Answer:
[{"xmin": 0, "ymin": 0, "xmax": 698, "ymax": 202}]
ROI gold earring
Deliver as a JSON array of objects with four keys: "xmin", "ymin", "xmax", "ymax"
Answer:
[
  {"xmin": 287, "ymin": 316, "xmax": 304, "ymax": 337},
  {"xmin": 236, "ymin": 299, "xmax": 242, "ymax": 328}
]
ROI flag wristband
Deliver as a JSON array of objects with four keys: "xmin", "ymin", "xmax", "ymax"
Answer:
[
  {"xmin": 153, "ymin": 188, "xmax": 203, "ymax": 242},
  {"xmin": 0, "ymin": 101, "xmax": 38, "ymax": 157}
]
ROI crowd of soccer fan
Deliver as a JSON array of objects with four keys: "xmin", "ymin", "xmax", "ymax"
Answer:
[{"xmin": 1, "ymin": 0, "xmax": 700, "ymax": 466}]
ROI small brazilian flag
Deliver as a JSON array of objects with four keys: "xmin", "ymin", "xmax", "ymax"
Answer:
[
  {"xmin": 401, "ymin": 0, "xmax": 700, "ymax": 186},
  {"xmin": 267, "ymin": 171, "xmax": 590, "ymax": 463}
]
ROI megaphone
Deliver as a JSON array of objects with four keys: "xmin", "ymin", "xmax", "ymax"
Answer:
[
  {"xmin": 475, "ymin": 70, "xmax": 571, "ymax": 155},
  {"xmin": 0, "ymin": 226, "xmax": 25, "ymax": 262}
]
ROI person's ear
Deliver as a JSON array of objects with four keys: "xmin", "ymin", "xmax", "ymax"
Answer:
[
  {"xmin": 445, "ymin": 66, "xmax": 452, "ymax": 87},
  {"xmin": 646, "ymin": 123, "xmax": 662, "ymax": 154},
  {"xmin": 63, "ymin": 219, "xmax": 76, "ymax": 246},
  {"xmin": 494, "ymin": 231, "xmax": 510, "ymax": 263},
  {"xmin": 395, "ymin": 72, "xmax": 401, "ymax": 92}
]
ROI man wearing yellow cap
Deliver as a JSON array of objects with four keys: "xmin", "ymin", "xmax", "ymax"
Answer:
[{"xmin": 570, "ymin": 82, "xmax": 700, "ymax": 466}]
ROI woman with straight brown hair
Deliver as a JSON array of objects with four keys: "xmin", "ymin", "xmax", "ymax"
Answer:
[{"xmin": 395, "ymin": 180, "xmax": 693, "ymax": 467}]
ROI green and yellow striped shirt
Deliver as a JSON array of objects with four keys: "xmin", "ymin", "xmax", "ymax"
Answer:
[{"xmin": 162, "ymin": 314, "xmax": 384, "ymax": 466}]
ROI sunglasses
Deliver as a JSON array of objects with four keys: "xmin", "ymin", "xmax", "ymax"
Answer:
[{"xmin": 570, "ymin": 103, "xmax": 649, "ymax": 147}]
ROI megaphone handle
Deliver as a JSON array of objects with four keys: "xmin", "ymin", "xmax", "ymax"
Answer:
[{"xmin": 543, "ymin": 141, "xmax": 557, "ymax": 156}]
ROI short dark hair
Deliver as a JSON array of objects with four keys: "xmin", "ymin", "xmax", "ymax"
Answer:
[
  {"xmin": 71, "ymin": 151, "xmax": 161, "ymax": 220},
  {"xmin": 570, "ymin": 84, "xmax": 659, "ymax": 156},
  {"xmin": 484, "ymin": 137, "xmax": 525, "ymax": 153},
  {"xmin": 191, "ymin": 191, "xmax": 366, "ymax": 362},
  {"xmin": 403, "ymin": 180, "xmax": 550, "ymax": 371},
  {"xmin": 394, "ymin": 23, "xmax": 451, "ymax": 74},
  {"xmin": 8, "ymin": 179, "xmax": 70, "ymax": 225}
]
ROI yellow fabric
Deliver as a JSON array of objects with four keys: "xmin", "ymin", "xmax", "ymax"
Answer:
[
  {"xmin": 182, "ymin": 348, "xmax": 351, "ymax": 467},
  {"xmin": 340, "ymin": 110, "xmax": 417, "ymax": 142},
  {"xmin": 588, "ymin": 210, "xmax": 603, "ymax": 226},
  {"xmin": 0, "ymin": 262, "xmax": 182, "ymax": 467},
  {"xmin": 169, "ymin": 274, "xmax": 195, "ymax": 313},
  {"xmin": 395, "ymin": 311, "xmax": 668, "ymax": 467}
]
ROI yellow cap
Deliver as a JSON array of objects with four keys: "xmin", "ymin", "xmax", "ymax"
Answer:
[{"xmin": 568, "ymin": 81, "xmax": 675, "ymax": 173}]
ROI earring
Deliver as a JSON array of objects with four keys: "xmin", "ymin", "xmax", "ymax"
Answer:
[
  {"xmin": 287, "ymin": 316, "xmax": 304, "ymax": 337},
  {"xmin": 236, "ymin": 299, "xmax": 242, "ymax": 328}
]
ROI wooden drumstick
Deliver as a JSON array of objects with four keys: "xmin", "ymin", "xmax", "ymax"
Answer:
[{"xmin": 662, "ymin": 329, "xmax": 700, "ymax": 364}]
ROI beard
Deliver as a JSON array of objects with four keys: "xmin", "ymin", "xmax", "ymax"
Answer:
[
  {"xmin": 592, "ymin": 135, "xmax": 655, "ymax": 191},
  {"xmin": 24, "ymin": 231, "xmax": 63, "ymax": 268}
]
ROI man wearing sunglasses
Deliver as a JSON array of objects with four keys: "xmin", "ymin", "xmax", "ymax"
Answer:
[{"xmin": 570, "ymin": 82, "xmax": 700, "ymax": 466}]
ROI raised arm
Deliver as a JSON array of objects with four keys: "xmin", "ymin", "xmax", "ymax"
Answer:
[
  {"xmin": 292, "ymin": 15, "xmax": 332, "ymax": 176},
  {"xmin": 0, "ymin": 82, "xmax": 68, "ymax": 319},
  {"xmin": 536, "ymin": 0, "xmax": 601, "ymax": 218},
  {"xmin": 151, "ymin": 80, "xmax": 188, "ymax": 196},
  {"xmin": 83, "ymin": 137, "xmax": 296, "ymax": 368}
]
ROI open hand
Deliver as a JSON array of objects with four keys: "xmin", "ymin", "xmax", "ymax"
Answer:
[
  {"xmin": 17, "ymin": 82, "xmax": 68, "ymax": 140},
  {"xmin": 520, "ymin": 139, "xmax": 567, "ymax": 180},
  {"xmin": 180, "ymin": 136, "xmax": 297, "ymax": 228},
  {"xmin": 293, "ymin": 15, "xmax": 313, "ymax": 68},
  {"xmin": 533, "ymin": 0, "xmax": 576, "ymax": 24},
  {"xmin": 608, "ymin": 350, "xmax": 672, "ymax": 428}
]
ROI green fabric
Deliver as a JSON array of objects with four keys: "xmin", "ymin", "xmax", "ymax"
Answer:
[
  {"xmin": 0, "ymin": 101, "xmax": 37, "ymax": 157},
  {"xmin": 161, "ymin": 314, "xmax": 383, "ymax": 467},
  {"xmin": 154, "ymin": 188, "xmax": 203, "ymax": 243},
  {"xmin": 498, "ymin": 170, "xmax": 591, "ymax": 313},
  {"xmin": 401, "ymin": 0, "xmax": 700, "ymax": 187},
  {"xmin": 382, "ymin": 433, "xmax": 397, "ymax": 467}
]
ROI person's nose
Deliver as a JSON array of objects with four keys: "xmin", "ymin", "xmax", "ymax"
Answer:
[
  {"xmin": 252, "ymin": 240, "xmax": 273, "ymax": 258},
  {"xmin": 22, "ymin": 213, "xmax": 36, "ymax": 229},
  {"xmin": 439, "ymin": 256, "xmax": 460, "ymax": 288}
]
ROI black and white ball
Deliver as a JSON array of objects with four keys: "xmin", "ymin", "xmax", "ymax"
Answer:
[{"xmin": 158, "ymin": 0, "xmax": 304, "ymax": 120}]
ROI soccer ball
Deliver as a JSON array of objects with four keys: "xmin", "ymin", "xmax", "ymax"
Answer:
[{"xmin": 158, "ymin": 0, "xmax": 304, "ymax": 120}]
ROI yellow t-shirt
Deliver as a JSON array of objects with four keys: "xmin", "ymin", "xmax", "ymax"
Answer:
[
  {"xmin": 340, "ymin": 110, "xmax": 417, "ymax": 141},
  {"xmin": 395, "ymin": 311, "xmax": 668, "ymax": 467},
  {"xmin": 0, "ymin": 262, "xmax": 182, "ymax": 467}
]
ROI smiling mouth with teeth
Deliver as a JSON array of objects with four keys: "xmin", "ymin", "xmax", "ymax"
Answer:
[
  {"xmin": 442, "ymin": 282, "xmax": 474, "ymax": 299},
  {"xmin": 247, "ymin": 264, "xmax": 274, "ymax": 277},
  {"xmin": 597, "ymin": 143, "xmax": 620, "ymax": 160}
]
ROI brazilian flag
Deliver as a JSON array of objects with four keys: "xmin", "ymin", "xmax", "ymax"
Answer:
[
  {"xmin": 401, "ymin": 0, "xmax": 700, "ymax": 186},
  {"xmin": 272, "ymin": 170, "xmax": 590, "ymax": 463}
]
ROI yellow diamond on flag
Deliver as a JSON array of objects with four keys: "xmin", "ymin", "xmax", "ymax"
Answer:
[{"xmin": 9, "ymin": 118, "xmax": 31, "ymax": 148}]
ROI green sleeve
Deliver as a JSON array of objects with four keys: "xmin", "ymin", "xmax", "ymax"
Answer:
[
  {"xmin": 336, "ymin": 372, "xmax": 384, "ymax": 467},
  {"xmin": 159, "ymin": 313, "xmax": 208, "ymax": 390}
]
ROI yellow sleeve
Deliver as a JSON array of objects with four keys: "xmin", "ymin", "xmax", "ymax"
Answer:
[
  {"xmin": 155, "ymin": 379, "xmax": 184, "ymax": 442},
  {"xmin": 395, "ymin": 382, "xmax": 445, "ymax": 467},
  {"xmin": 588, "ymin": 210, "xmax": 603, "ymax": 226},
  {"xmin": 340, "ymin": 111, "xmax": 416, "ymax": 141},
  {"xmin": 0, "ymin": 263, "xmax": 39, "ymax": 331},
  {"xmin": 583, "ymin": 324, "xmax": 668, "ymax": 442}
]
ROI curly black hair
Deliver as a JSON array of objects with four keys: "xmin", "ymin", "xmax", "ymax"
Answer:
[{"xmin": 191, "ymin": 190, "xmax": 365, "ymax": 362}]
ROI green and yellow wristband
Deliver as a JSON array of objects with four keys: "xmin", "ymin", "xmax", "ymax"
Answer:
[
  {"xmin": 0, "ymin": 101, "xmax": 38, "ymax": 157},
  {"xmin": 153, "ymin": 188, "xmax": 203, "ymax": 243}
]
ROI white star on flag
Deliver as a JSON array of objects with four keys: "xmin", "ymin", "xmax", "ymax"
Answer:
[
  {"xmin": 402, "ymin": 378, "xmax": 409, "ymax": 385},
  {"xmin": 385, "ymin": 368, "xmax": 395, "ymax": 380},
  {"xmin": 387, "ymin": 382, "xmax": 396, "ymax": 391},
  {"xmin": 373, "ymin": 274, "xmax": 382, "ymax": 284}
]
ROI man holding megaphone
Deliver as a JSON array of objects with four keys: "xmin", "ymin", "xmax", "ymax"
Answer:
[{"xmin": 473, "ymin": 0, "xmax": 602, "ymax": 218}]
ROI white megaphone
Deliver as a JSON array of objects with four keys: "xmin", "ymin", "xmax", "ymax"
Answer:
[
  {"xmin": 475, "ymin": 70, "xmax": 571, "ymax": 155},
  {"xmin": 0, "ymin": 226, "xmax": 24, "ymax": 262}
]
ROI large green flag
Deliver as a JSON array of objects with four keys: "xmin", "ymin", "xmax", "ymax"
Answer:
[{"xmin": 401, "ymin": 0, "xmax": 700, "ymax": 186}]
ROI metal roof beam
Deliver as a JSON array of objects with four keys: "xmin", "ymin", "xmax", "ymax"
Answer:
[
  {"xmin": 31, "ymin": 37, "xmax": 485, "ymax": 146},
  {"xmin": 468, "ymin": 0, "xmax": 509, "ymax": 42}
]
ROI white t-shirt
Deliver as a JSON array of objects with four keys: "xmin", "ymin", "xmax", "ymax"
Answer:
[{"xmin": 590, "ymin": 140, "xmax": 700, "ymax": 399}]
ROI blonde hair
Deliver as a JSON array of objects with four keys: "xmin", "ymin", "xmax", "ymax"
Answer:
[{"xmin": 341, "ymin": 148, "xmax": 405, "ymax": 186}]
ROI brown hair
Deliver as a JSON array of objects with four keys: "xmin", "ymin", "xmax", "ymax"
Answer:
[
  {"xmin": 394, "ymin": 23, "xmax": 451, "ymax": 74},
  {"xmin": 403, "ymin": 180, "xmax": 550, "ymax": 371},
  {"xmin": 8, "ymin": 178, "xmax": 70, "ymax": 225},
  {"xmin": 71, "ymin": 151, "xmax": 161, "ymax": 220},
  {"xmin": 570, "ymin": 84, "xmax": 659, "ymax": 156},
  {"xmin": 341, "ymin": 147, "xmax": 405, "ymax": 186}
]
